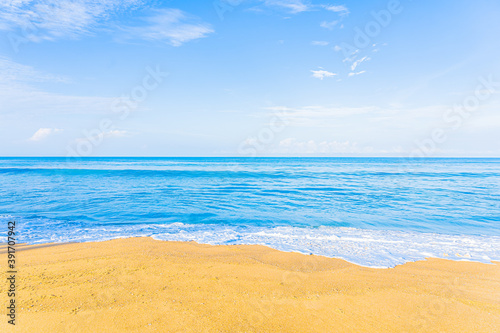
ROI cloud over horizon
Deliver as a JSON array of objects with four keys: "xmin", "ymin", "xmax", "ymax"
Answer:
[{"xmin": 28, "ymin": 128, "xmax": 62, "ymax": 142}]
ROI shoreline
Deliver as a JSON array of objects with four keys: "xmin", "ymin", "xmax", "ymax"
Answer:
[
  {"xmin": 6, "ymin": 235, "xmax": 500, "ymax": 269},
  {"xmin": 1, "ymin": 237, "xmax": 499, "ymax": 332},
  {"xmin": 12, "ymin": 222, "xmax": 500, "ymax": 268}
]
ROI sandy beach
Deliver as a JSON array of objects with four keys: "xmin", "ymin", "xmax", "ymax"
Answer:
[{"xmin": 1, "ymin": 237, "xmax": 499, "ymax": 332}]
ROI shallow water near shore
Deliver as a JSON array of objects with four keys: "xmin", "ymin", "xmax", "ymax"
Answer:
[{"xmin": 1, "ymin": 157, "xmax": 499, "ymax": 267}]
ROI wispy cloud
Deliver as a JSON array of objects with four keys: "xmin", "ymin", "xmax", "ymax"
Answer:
[
  {"xmin": 258, "ymin": 102, "xmax": 498, "ymax": 156},
  {"xmin": 323, "ymin": 4, "xmax": 349, "ymax": 16},
  {"xmin": 311, "ymin": 41, "xmax": 329, "ymax": 46},
  {"xmin": 277, "ymin": 138, "xmax": 364, "ymax": 154},
  {"xmin": 74, "ymin": 129, "xmax": 130, "ymax": 144},
  {"xmin": 106, "ymin": 130, "xmax": 129, "ymax": 137},
  {"xmin": 0, "ymin": 57, "xmax": 115, "ymax": 115},
  {"xmin": 311, "ymin": 69, "xmax": 337, "ymax": 80},
  {"xmin": 0, "ymin": 2, "xmax": 212, "ymax": 47},
  {"xmin": 1, "ymin": 85, "xmax": 116, "ymax": 115},
  {"xmin": 320, "ymin": 20, "xmax": 340, "ymax": 30},
  {"xmin": 0, "ymin": 0, "xmax": 143, "ymax": 41},
  {"xmin": 350, "ymin": 56, "xmax": 370, "ymax": 71},
  {"xmin": 263, "ymin": 105, "xmax": 379, "ymax": 127},
  {"xmin": 340, "ymin": 43, "xmax": 382, "ymax": 79},
  {"xmin": 348, "ymin": 70, "xmax": 366, "ymax": 77},
  {"xmin": 263, "ymin": 0, "xmax": 311, "ymax": 13},
  {"xmin": 28, "ymin": 128, "xmax": 62, "ymax": 142},
  {"xmin": 122, "ymin": 9, "xmax": 214, "ymax": 46},
  {"xmin": 0, "ymin": 56, "xmax": 69, "ymax": 83},
  {"xmin": 319, "ymin": 3, "xmax": 349, "ymax": 29}
]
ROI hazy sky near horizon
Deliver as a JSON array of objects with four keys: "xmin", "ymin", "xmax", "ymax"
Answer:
[{"xmin": 0, "ymin": 0, "xmax": 499, "ymax": 157}]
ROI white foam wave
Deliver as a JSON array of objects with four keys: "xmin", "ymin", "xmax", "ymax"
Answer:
[{"xmin": 12, "ymin": 219, "xmax": 500, "ymax": 268}]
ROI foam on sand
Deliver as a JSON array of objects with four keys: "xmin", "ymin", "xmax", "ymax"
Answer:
[{"xmin": 12, "ymin": 215, "xmax": 500, "ymax": 268}]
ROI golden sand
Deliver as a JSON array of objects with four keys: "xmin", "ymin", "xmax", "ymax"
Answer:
[{"xmin": 1, "ymin": 237, "xmax": 499, "ymax": 332}]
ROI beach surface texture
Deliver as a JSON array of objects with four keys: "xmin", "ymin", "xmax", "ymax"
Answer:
[{"xmin": 1, "ymin": 237, "xmax": 499, "ymax": 332}]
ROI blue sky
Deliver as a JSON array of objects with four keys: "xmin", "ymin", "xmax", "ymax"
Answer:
[{"xmin": 0, "ymin": 0, "xmax": 499, "ymax": 157}]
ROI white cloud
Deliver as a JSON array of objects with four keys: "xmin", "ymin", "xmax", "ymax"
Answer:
[
  {"xmin": 255, "ymin": 103, "xmax": 500, "ymax": 156},
  {"xmin": 122, "ymin": 9, "xmax": 214, "ymax": 46},
  {"xmin": 311, "ymin": 69, "xmax": 336, "ymax": 80},
  {"xmin": 28, "ymin": 128, "xmax": 62, "ymax": 141},
  {"xmin": 350, "ymin": 56, "xmax": 370, "ymax": 71},
  {"xmin": 277, "ymin": 138, "xmax": 368, "ymax": 154},
  {"xmin": 106, "ymin": 130, "xmax": 129, "ymax": 137},
  {"xmin": 285, "ymin": 105, "xmax": 377, "ymax": 118},
  {"xmin": 0, "ymin": 86, "xmax": 116, "ymax": 114},
  {"xmin": 323, "ymin": 5, "xmax": 349, "ymax": 16},
  {"xmin": 0, "ymin": 56, "xmax": 68, "ymax": 84},
  {"xmin": 311, "ymin": 41, "xmax": 329, "ymax": 46},
  {"xmin": 0, "ymin": 2, "xmax": 212, "ymax": 47},
  {"xmin": 263, "ymin": 105, "xmax": 379, "ymax": 127},
  {"xmin": 342, "ymin": 49, "xmax": 360, "ymax": 62},
  {"xmin": 320, "ymin": 20, "xmax": 339, "ymax": 30},
  {"xmin": 0, "ymin": 0, "xmax": 143, "ymax": 41},
  {"xmin": 263, "ymin": 0, "xmax": 311, "ymax": 13},
  {"xmin": 0, "ymin": 57, "xmax": 116, "ymax": 115},
  {"xmin": 319, "ymin": 5, "xmax": 348, "ymax": 31},
  {"xmin": 74, "ymin": 129, "xmax": 130, "ymax": 144},
  {"xmin": 348, "ymin": 70, "xmax": 366, "ymax": 77}
]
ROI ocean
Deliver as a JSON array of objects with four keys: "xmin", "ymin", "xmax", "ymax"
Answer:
[{"xmin": 1, "ymin": 157, "xmax": 499, "ymax": 268}]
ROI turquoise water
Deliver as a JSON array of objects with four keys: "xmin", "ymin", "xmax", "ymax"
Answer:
[{"xmin": 1, "ymin": 157, "xmax": 499, "ymax": 267}]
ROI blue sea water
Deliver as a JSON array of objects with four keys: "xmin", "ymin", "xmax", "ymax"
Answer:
[{"xmin": 1, "ymin": 157, "xmax": 499, "ymax": 267}]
